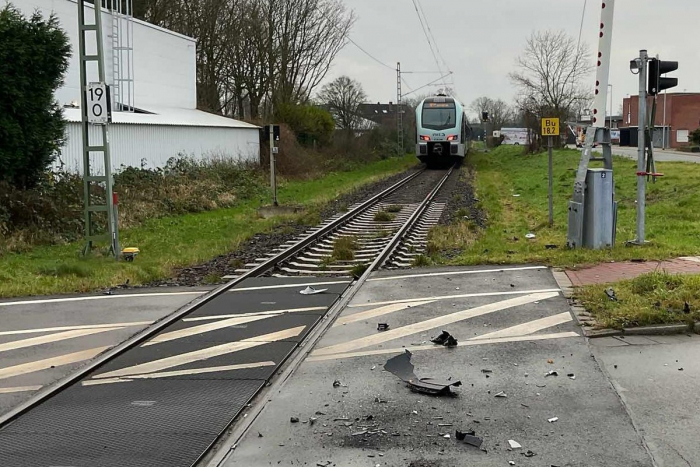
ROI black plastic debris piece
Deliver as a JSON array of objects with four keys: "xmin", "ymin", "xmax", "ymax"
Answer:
[
  {"xmin": 545, "ymin": 244, "xmax": 558, "ymax": 250},
  {"xmin": 431, "ymin": 330, "xmax": 458, "ymax": 347},
  {"xmin": 377, "ymin": 323, "xmax": 390, "ymax": 332},
  {"xmin": 679, "ymin": 367, "xmax": 684, "ymax": 371},
  {"xmin": 481, "ymin": 369, "xmax": 493, "ymax": 373},
  {"xmin": 384, "ymin": 350, "xmax": 462, "ymax": 396},
  {"xmin": 545, "ymin": 370, "xmax": 558, "ymax": 377},
  {"xmin": 522, "ymin": 450, "xmax": 536, "ymax": 457},
  {"xmin": 605, "ymin": 287, "xmax": 618, "ymax": 301},
  {"xmin": 290, "ymin": 417, "xmax": 300, "ymax": 423},
  {"xmin": 258, "ymin": 432, "xmax": 263, "ymax": 437},
  {"xmin": 443, "ymin": 335, "xmax": 458, "ymax": 347},
  {"xmin": 431, "ymin": 330, "xmax": 451, "ymax": 345},
  {"xmin": 455, "ymin": 429, "xmax": 483, "ymax": 448},
  {"xmin": 333, "ymin": 380, "xmax": 341, "ymax": 388}
]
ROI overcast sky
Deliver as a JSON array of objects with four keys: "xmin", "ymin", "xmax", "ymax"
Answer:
[{"xmin": 323, "ymin": 0, "xmax": 699, "ymax": 117}]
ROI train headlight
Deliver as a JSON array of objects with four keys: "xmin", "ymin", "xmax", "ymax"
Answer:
[
  {"xmin": 420, "ymin": 135, "xmax": 431, "ymax": 141},
  {"xmin": 447, "ymin": 135, "xmax": 458, "ymax": 141}
]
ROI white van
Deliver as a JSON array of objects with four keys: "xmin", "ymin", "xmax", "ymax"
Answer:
[{"xmin": 500, "ymin": 128, "xmax": 530, "ymax": 146}]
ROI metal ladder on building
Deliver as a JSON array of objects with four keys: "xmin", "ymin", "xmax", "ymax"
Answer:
[{"xmin": 107, "ymin": 0, "xmax": 135, "ymax": 112}]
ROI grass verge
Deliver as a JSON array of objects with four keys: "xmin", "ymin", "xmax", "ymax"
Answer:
[
  {"xmin": 0, "ymin": 155, "xmax": 416, "ymax": 298},
  {"xmin": 434, "ymin": 146, "xmax": 700, "ymax": 267},
  {"xmin": 576, "ymin": 271, "xmax": 700, "ymax": 329}
]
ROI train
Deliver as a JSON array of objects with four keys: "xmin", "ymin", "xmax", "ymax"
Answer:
[{"xmin": 415, "ymin": 95, "xmax": 471, "ymax": 167}]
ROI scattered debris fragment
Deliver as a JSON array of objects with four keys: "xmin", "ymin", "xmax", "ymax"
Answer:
[
  {"xmin": 605, "ymin": 287, "xmax": 618, "ymax": 302},
  {"xmin": 508, "ymin": 440, "xmax": 522, "ymax": 449},
  {"xmin": 525, "ymin": 233, "xmax": 536, "ymax": 239},
  {"xmin": 300, "ymin": 286, "xmax": 328, "ymax": 295},
  {"xmin": 455, "ymin": 430, "xmax": 483, "ymax": 447},
  {"xmin": 522, "ymin": 450, "xmax": 536, "ymax": 458},
  {"xmin": 684, "ymin": 302, "xmax": 691, "ymax": 314},
  {"xmin": 547, "ymin": 359, "xmax": 554, "ymax": 364},
  {"xmin": 333, "ymin": 380, "xmax": 341, "ymax": 388},
  {"xmin": 494, "ymin": 391, "xmax": 507, "ymax": 398},
  {"xmin": 521, "ymin": 404, "xmax": 529, "ymax": 408},
  {"xmin": 548, "ymin": 417, "xmax": 559, "ymax": 423},
  {"xmin": 443, "ymin": 434, "xmax": 451, "ymax": 439},
  {"xmin": 509, "ymin": 461, "xmax": 516, "ymax": 465},
  {"xmin": 309, "ymin": 417, "xmax": 317, "ymax": 425},
  {"xmin": 567, "ymin": 373, "xmax": 576, "ymax": 380},
  {"xmin": 545, "ymin": 244, "xmax": 558, "ymax": 250},
  {"xmin": 352, "ymin": 430, "xmax": 368, "ymax": 436},
  {"xmin": 679, "ymin": 368, "xmax": 684, "ymax": 371},
  {"xmin": 258, "ymin": 432, "xmax": 263, "ymax": 438},
  {"xmin": 384, "ymin": 350, "xmax": 462, "ymax": 396},
  {"xmin": 290, "ymin": 417, "xmax": 299, "ymax": 423},
  {"xmin": 545, "ymin": 370, "xmax": 558, "ymax": 377},
  {"xmin": 371, "ymin": 365, "xmax": 376, "ymax": 370},
  {"xmin": 481, "ymin": 369, "xmax": 493, "ymax": 374},
  {"xmin": 377, "ymin": 323, "xmax": 390, "ymax": 332},
  {"xmin": 431, "ymin": 330, "xmax": 458, "ymax": 347}
]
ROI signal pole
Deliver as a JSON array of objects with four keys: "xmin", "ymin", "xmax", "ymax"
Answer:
[
  {"xmin": 635, "ymin": 50, "xmax": 648, "ymax": 244},
  {"xmin": 397, "ymin": 62, "xmax": 404, "ymax": 154}
]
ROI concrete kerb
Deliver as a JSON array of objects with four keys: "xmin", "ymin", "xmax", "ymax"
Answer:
[{"xmin": 552, "ymin": 268, "xmax": 700, "ymax": 338}]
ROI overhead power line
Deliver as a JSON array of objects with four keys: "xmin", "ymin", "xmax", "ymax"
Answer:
[
  {"xmin": 410, "ymin": 0, "xmax": 445, "ymax": 86},
  {"xmin": 402, "ymin": 72, "xmax": 454, "ymax": 97}
]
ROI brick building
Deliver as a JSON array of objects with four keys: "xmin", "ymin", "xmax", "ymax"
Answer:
[{"xmin": 621, "ymin": 93, "xmax": 700, "ymax": 148}]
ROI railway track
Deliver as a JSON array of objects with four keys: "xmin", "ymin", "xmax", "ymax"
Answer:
[
  {"xmin": 228, "ymin": 168, "xmax": 452, "ymax": 277},
  {"xmin": 0, "ymin": 166, "xmax": 456, "ymax": 467}
]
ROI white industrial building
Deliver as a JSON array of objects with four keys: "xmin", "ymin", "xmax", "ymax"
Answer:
[{"xmin": 13, "ymin": 0, "xmax": 260, "ymax": 172}]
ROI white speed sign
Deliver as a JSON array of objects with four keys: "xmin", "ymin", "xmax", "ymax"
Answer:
[{"xmin": 87, "ymin": 82, "xmax": 111, "ymax": 124}]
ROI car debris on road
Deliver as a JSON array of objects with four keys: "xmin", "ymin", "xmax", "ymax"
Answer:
[
  {"xmin": 384, "ymin": 350, "xmax": 462, "ymax": 396},
  {"xmin": 431, "ymin": 330, "xmax": 458, "ymax": 347},
  {"xmin": 300, "ymin": 286, "xmax": 328, "ymax": 295},
  {"xmin": 455, "ymin": 429, "xmax": 483, "ymax": 448}
]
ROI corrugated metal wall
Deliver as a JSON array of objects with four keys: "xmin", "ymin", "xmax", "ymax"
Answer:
[{"xmin": 58, "ymin": 123, "xmax": 260, "ymax": 173}]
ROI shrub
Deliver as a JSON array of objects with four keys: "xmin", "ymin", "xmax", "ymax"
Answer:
[
  {"xmin": 275, "ymin": 103, "xmax": 335, "ymax": 147},
  {"xmin": 689, "ymin": 128, "xmax": 700, "ymax": 146},
  {"xmin": 0, "ymin": 6, "xmax": 71, "ymax": 188}
]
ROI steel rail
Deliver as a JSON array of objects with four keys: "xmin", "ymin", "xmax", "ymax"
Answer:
[
  {"xmin": 0, "ymin": 168, "xmax": 425, "ymax": 429},
  {"xmin": 206, "ymin": 166, "xmax": 455, "ymax": 467}
]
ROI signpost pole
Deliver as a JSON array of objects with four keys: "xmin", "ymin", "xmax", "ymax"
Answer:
[
  {"xmin": 541, "ymin": 117, "xmax": 559, "ymax": 227},
  {"xmin": 548, "ymin": 135, "xmax": 554, "ymax": 226}
]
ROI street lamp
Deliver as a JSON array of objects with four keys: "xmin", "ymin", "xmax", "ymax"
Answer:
[{"xmin": 630, "ymin": 58, "xmax": 642, "ymax": 74}]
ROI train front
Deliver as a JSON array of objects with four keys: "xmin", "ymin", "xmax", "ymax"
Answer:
[{"xmin": 415, "ymin": 96, "xmax": 466, "ymax": 167}]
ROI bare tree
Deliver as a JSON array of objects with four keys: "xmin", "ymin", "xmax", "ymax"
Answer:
[
  {"xmin": 469, "ymin": 96, "xmax": 515, "ymax": 130},
  {"xmin": 136, "ymin": 0, "xmax": 354, "ymax": 118},
  {"xmin": 509, "ymin": 30, "xmax": 592, "ymax": 138},
  {"xmin": 318, "ymin": 76, "xmax": 367, "ymax": 132}
]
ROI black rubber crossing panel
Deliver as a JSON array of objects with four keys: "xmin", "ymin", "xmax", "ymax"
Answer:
[
  {"xmin": 145, "ymin": 311, "xmax": 324, "ymax": 345},
  {"xmin": 0, "ymin": 277, "xmax": 352, "ymax": 467},
  {"xmin": 0, "ymin": 432, "xmax": 215, "ymax": 467},
  {"xmin": 189, "ymin": 289, "xmax": 344, "ymax": 319},
  {"xmin": 4, "ymin": 379, "xmax": 263, "ymax": 435},
  {"xmin": 93, "ymin": 341, "xmax": 298, "ymax": 381}
]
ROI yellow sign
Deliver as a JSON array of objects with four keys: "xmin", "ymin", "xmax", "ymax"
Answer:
[{"xmin": 541, "ymin": 118, "xmax": 560, "ymax": 136}]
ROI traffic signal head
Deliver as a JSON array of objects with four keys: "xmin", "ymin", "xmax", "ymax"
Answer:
[{"xmin": 648, "ymin": 58, "xmax": 678, "ymax": 96}]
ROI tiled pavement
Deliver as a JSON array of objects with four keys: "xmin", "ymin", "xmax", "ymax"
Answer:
[{"xmin": 565, "ymin": 256, "xmax": 700, "ymax": 287}]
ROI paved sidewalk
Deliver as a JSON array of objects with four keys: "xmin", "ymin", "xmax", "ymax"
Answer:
[{"xmin": 566, "ymin": 256, "xmax": 700, "ymax": 286}]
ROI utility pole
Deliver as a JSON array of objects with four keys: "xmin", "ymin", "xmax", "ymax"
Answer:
[
  {"xmin": 78, "ymin": 0, "xmax": 119, "ymax": 259},
  {"xmin": 635, "ymin": 50, "xmax": 648, "ymax": 244},
  {"xmin": 396, "ymin": 62, "xmax": 404, "ymax": 155}
]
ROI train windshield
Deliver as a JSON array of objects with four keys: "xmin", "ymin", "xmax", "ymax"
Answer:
[{"xmin": 421, "ymin": 103, "xmax": 457, "ymax": 130}]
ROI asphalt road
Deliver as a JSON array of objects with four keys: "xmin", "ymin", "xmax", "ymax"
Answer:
[
  {"xmin": 0, "ymin": 288, "xmax": 209, "ymax": 415},
  {"xmin": 591, "ymin": 334, "xmax": 700, "ymax": 467},
  {"xmin": 222, "ymin": 266, "xmax": 652, "ymax": 467},
  {"xmin": 610, "ymin": 145, "xmax": 700, "ymax": 163}
]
